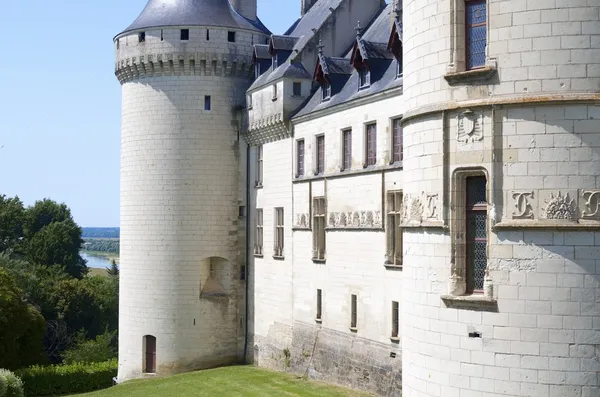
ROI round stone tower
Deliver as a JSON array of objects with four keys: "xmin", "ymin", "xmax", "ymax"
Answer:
[
  {"xmin": 114, "ymin": 0, "xmax": 269, "ymax": 381},
  {"xmin": 402, "ymin": 1, "xmax": 599, "ymax": 396}
]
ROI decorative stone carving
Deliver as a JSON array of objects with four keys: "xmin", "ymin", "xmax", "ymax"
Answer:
[
  {"xmin": 327, "ymin": 211, "xmax": 383, "ymax": 229},
  {"xmin": 581, "ymin": 190, "xmax": 600, "ymax": 220},
  {"xmin": 512, "ymin": 191, "xmax": 534, "ymax": 219},
  {"xmin": 457, "ymin": 109, "xmax": 483, "ymax": 143},
  {"xmin": 426, "ymin": 194, "xmax": 438, "ymax": 219},
  {"xmin": 542, "ymin": 192, "xmax": 576, "ymax": 220},
  {"xmin": 410, "ymin": 198, "xmax": 423, "ymax": 223},
  {"xmin": 295, "ymin": 213, "xmax": 309, "ymax": 228}
]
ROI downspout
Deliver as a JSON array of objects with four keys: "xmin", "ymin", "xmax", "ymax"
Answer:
[{"xmin": 244, "ymin": 142, "xmax": 251, "ymax": 362}]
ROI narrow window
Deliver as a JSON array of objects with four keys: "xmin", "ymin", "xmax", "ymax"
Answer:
[
  {"xmin": 316, "ymin": 135, "xmax": 325, "ymax": 175},
  {"xmin": 254, "ymin": 209, "xmax": 263, "ymax": 256},
  {"xmin": 293, "ymin": 82, "xmax": 302, "ymax": 97},
  {"xmin": 204, "ymin": 96, "xmax": 211, "ymax": 111},
  {"xmin": 255, "ymin": 145, "xmax": 263, "ymax": 187},
  {"xmin": 392, "ymin": 118, "xmax": 403, "ymax": 163},
  {"xmin": 206, "ymin": 29, "xmax": 210, "ymax": 41},
  {"xmin": 240, "ymin": 265, "xmax": 246, "ymax": 281},
  {"xmin": 322, "ymin": 82, "xmax": 331, "ymax": 101},
  {"xmin": 386, "ymin": 191, "xmax": 403, "ymax": 267},
  {"xmin": 116, "ymin": 39, "xmax": 120, "ymax": 50},
  {"xmin": 466, "ymin": 175, "xmax": 488, "ymax": 293},
  {"xmin": 272, "ymin": 54, "xmax": 278, "ymax": 69},
  {"xmin": 342, "ymin": 129, "xmax": 352, "ymax": 171},
  {"xmin": 297, "ymin": 140, "xmax": 305, "ymax": 177},
  {"xmin": 316, "ymin": 289, "xmax": 322, "ymax": 321},
  {"xmin": 160, "ymin": 30, "xmax": 164, "ymax": 41},
  {"xmin": 365, "ymin": 123, "xmax": 377, "ymax": 166},
  {"xmin": 272, "ymin": 84, "xmax": 278, "ymax": 100},
  {"xmin": 228, "ymin": 31, "xmax": 236, "ymax": 43},
  {"xmin": 274, "ymin": 208, "xmax": 284, "ymax": 258},
  {"xmin": 247, "ymin": 94, "xmax": 253, "ymax": 109},
  {"xmin": 143, "ymin": 335, "xmax": 156, "ymax": 373},
  {"xmin": 391, "ymin": 301, "xmax": 399, "ymax": 338},
  {"xmin": 466, "ymin": 0, "xmax": 487, "ymax": 70},
  {"xmin": 138, "ymin": 32, "xmax": 146, "ymax": 43},
  {"xmin": 313, "ymin": 197, "xmax": 326, "ymax": 261},
  {"xmin": 358, "ymin": 68, "xmax": 370, "ymax": 89},
  {"xmin": 350, "ymin": 294, "xmax": 357, "ymax": 329},
  {"xmin": 181, "ymin": 29, "xmax": 190, "ymax": 41}
]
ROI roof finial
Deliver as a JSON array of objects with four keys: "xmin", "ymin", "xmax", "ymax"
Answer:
[
  {"xmin": 355, "ymin": 21, "xmax": 362, "ymax": 38},
  {"xmin": 317, "ymin": 39, "xmax": 325, "ymax": 55}
]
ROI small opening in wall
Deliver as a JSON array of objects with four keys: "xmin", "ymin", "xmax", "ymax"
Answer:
[
  {"xmin": 116, "ymin": 39, "xmax": 120, "ymax": 50},
  {"xmin": 193, "ymin": 318, "xmax": 196, "ymax": 325},
  {"xmin": 240, "ymin": 265, "xmax": 246, "ymax": 281},
  {"xmin": 390, "ymin": 352, "xmax": 397, "ymax": 358},
  {"xmin": 239, "ymin": 206, "xmax": 246, "ymax": 217},
  {"xmin": 293, "ymin": 82, "xmax": 302, "ymax": 97},
  {"xmin": 138, "ymin": 32, "xmax": 146, "ymax": 43},
  {"xmin": 160, "ymin": 29, "xmax": 164, "ymax": 41},
  {"xmin": 204, "ymin": 95, "xmax": 211, "ymax": 111},
  {"xmin": 468, "ymin": 331, "xmax": 482, "ymax": 338},
  {"xmin": 181, "ymin": 29, "xmax": 189, "ymax": 41},
  {"xmin": 206, "ymin": 29, "xmax": 210, "ymax": 41},
  {"xmin": 228, "ymin": 31, "xmax": 236, "ymax": 43}
]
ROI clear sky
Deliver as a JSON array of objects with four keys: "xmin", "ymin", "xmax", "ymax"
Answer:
[{"xmin": 0, "ymin": 0, "xmax": 302, "ymax": 227}]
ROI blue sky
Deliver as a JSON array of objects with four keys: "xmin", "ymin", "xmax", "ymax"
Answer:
[{"xmin": 0, "ymin": 1, "xmax": 302, "ymax": 227}]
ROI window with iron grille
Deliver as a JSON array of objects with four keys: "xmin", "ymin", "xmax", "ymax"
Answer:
[
  {"xmin": 316, "ymin": 135, "xmax": 325, "ymax": 175},
  {"xmin": 293, "ymin": 82, "xmax": 302, "ymax": 97},
  {"xmin": 316, "ymin": 289, "xmax": 322, "ymax": 321},
  {"xmin": 466, "ymin": 176, "xmax": 487, "ymax": 293},
  {"xmin": 466, "ymin": 0, "xmax": 487, "ymax": 70},
  {"xmin": 358, "ymin": 68, "xmax": 370, "ymax": 89},
  {"xmin": 342, "ymin": 129, "xmax": 352, "ymax": 171},
  {"xmin": 256, "ymin": 146, "xmax": 263, "ymax": 187},
  {"xmin": 297, "ymin": 140, "xmax": 305, "ymax": 177},
  {"xmin": 313, "ymin": 197, "xmax": 326, "ymax": 261},
  {"xmin": 386, "ymin": 191, "xmax": 403, "ymax": 267},
  {"xmin": 254, "ymin": 209, "xmax": 263, "ymax": 256},
  {"xmin": 391, "ymin": 301, "xmax": 399, "ymax": 338},
  {"xmin": 392, "ymin": 118, "xmax": 403, "ymax": 163},
  {"xmin": 322, "ymin": 82, "xmax": 331, "ymax": 101},
  {"xmin": 274, "ymin": 208, "xmax": 284, "ymax": 258},
  {"xmin": 350, "ymin": 294, "xmax": 357, "ymax": 329},
  {"xmin": 365, "ymin": 123, "xmax": 377, "ymax": 166}
]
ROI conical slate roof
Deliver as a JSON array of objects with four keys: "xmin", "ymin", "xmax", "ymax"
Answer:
[{"xmin": 117, "ymin": 0, "xmax": 269, "ymax": 37}]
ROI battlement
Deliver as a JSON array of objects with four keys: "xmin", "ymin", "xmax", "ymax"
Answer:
[{"xmin": 115, "ymin": 52, "xmax": 254, "ymax": 84}]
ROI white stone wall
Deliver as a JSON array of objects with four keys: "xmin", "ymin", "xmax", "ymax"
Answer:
[
  {"xmin": 402, "ymin": 0, "xmax": 600, "ymax": 396},
  {"xmin": 117, "ymin": 25, "xmax": 268, "ymax": 382}
]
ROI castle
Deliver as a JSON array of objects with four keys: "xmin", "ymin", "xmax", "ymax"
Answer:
[{"xmin": 114, "ymin": 0, "xmax": 600, "ymax": 396}]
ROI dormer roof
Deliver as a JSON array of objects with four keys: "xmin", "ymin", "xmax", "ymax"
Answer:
[
  {"xmin": 254, "ymin": 44, "xmax": 271, "ymax": 60},
  {"xmin": 116, "ymin": 0, "xmax": 270, "ymax": 38},
  {"xmin": 270, "ymin": 36, "xmax": 299, "ymax": 53}
]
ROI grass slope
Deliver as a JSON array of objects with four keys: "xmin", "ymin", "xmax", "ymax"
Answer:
[{"xmin": 72, "ymin": 366, "xmax": 373, "ymax": 397}]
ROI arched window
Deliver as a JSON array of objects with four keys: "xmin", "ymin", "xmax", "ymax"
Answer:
[{"xmin": 143, "ymin": 335, "xmax": 156, "ymax": 373}]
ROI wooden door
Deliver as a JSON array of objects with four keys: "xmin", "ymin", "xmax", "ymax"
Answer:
[{"xmin": 144, "ymin": 335, "xmax": 156, "ymax": 373}]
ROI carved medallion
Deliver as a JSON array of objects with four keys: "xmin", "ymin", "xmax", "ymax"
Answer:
[
  {"xmin": 581, "ymin": 190, "xmax": 600, "ymax": 219},
  {"xmin": 457, "ymin": 109, "xmax": 483, "ymax": 143},
  {"xmin": 426, "ymin": 194, "xmax": 438, "ymax": 219},
  {"xmin": 295, "ymin": 213, "xmax": 309, "ymax": 228},
  {"xmin": 512, "ymin": 191, "xmax": 534, "ymax": 219},
  {"xmin": 542, "ymin": 192, "xmax": 576, "ymax": 220}
]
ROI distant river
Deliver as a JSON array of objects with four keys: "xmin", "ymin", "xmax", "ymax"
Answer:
[{"xmin": 81, "ymin": 252, "xmax": 114, "ymax": 269}]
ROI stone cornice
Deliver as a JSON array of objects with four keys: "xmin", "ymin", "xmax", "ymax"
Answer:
[
  {"xmin": 244, "ymin": 113, "xmax": 290, "ymax": 145},
  {"xmin": 115, "ymin": 52, "xmax": 254, "ymax": 84},
  {"xmin": 402, "ymin": 92, "xmax": 600, "ymax": 123}
]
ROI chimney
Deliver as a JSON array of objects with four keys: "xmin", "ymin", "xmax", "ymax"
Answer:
[
  {"xmin": 301, "ymin": 0, "xmax": 317, "ymax": 16},
  {"xmin": 229, "ymin": 0, "xmax": 257, "ymax": 21}
]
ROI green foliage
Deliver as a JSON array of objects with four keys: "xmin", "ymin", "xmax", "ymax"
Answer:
[
  {"xmin": 82, "ymin": 239, "xmax": 120, "ymax": 255},
  {"xmin": 63, "ymin": 331, "xmax": 116, "ymax": 365},
  {"xmin": 82, "ymin": 228, "xmax": 120, "ymax": 239},
  {"xmin": 16, "ymin": 360, "xmax": 117, "ymax": 397},
  {"xmin": 0, "ymin": 369, "xmax": 25, "ymax": 397},
  {"xmin": 0, "ymin": 196, "xmax": 24, "ymax": 254},
  {"xmin": 106, "ymin": 260, "xmax": 119, "ymax": 278},
  {"xmin": 0, "ymin": 270, "xmax": 46, "ymax": 370}
]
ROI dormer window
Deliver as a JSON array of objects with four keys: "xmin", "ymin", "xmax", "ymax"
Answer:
[
  {"xmin": 322, "ymin": 82, "xmax": 331, "ymax": 101},
  {"xmin": 358, "ymin": 68, "xmax": 370, "ymax": 89}
]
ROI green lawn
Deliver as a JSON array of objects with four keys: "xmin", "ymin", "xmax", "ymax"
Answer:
[{"xmin": 72, "ymin": 366, "xmax": 373, "ymax": 397}]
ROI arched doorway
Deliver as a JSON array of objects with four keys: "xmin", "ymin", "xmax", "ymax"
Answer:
[{"xmin": 143, "ymin": 335, "xmax": 156, "ymax": 373}]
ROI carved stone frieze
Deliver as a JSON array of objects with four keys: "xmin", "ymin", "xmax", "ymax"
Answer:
[
  {"xmin": 511, "ymin": 191, "xmax": 535, "ymax": 219},
  {"xmin": 457, "ymin": 109, "xmax": 483, "ymax": 143},
  {"xmin": 426, "ymin": 194, "xmax": 439, "ymax": 220},
  {"xmin": 410, "ymin": 197, "xmax": 424, "ymax": 223},
  {"xmin": 581, "ymin": 190, "xmax": 600, "ymax": 220},
  {"xmin": 542, "ymin": 191, "xmax": 576, "ymax": 220},
  {"xmin": 327, "ymin": 211, "xmax": 382, "ymax": 229},
  {"xmin": 294, "ymin": 213, "xmax": 310, "ymax": 229}
]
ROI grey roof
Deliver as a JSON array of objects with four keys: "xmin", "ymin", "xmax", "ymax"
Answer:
[
  {"xmin": 271, "ymin": 36, "xmax": 299, "ymax": 51},
  {"xmin": 319, "ymin": 56, "xmax": 353, "ymax": 76},
  {"xmin": 358, "ymin": 40, "xmax": 394, "ymax": 60},
  {"xmin": 294, "ymin": 3, "xmax": 402, "ymax": 119},
  {"xmin": 116, "ymin": 0, "xmax": 270, "ymax": 37},
  {"xmin": 254, "ymin": 44, "xmax": 271, "ymax": 60},
  {"xmin": 288, "ymin": 0, "xmax": 344, "ymax": 54},
  {"xmin": 248, "ymin": 61, "xmax": 312, "ymax": 91}
]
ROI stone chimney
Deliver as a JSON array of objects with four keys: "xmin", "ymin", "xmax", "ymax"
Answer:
[{"xmin": 301, "ymin": 0, "xmax": 318, "ymax": 16}]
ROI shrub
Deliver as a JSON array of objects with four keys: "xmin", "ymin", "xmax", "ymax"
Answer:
[
  {"xmin": 16, "ymin": 360, "xmax": 117, "ymax": 397},
  {"xmin": 62, "ymin": 331, "xmax": 116, "ymax": 365},
  {"xmin": 0, "ymin": 369, "xmax": 24, "ymax": 397}
]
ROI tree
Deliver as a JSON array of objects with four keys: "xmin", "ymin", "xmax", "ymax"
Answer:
[
  {"xmin": 0, "ymin": 269, "xmax": 46, "ymax": 370},
  {"xmin": 0, "ymin": 196, "xmax": 24, "ymax": 254},
  {"xmin": 106, "ymin": 260, "xmax": 119, "ymax": 277}
]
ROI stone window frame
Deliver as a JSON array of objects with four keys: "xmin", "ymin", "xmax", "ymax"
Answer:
[
  {"xmin": 272, "ymin": 84, "xmax": 278, "ymax": 101},
  {"xmin": 385, "ymin": 190, "xmax": 403, "ymax": 269},
  {"xmin": 445, "ymin": 0, "xmax": 497, "ymax": 85},
  {"xmin": 295, "ymin": 139, "xmax": 305, "ymax": 178},
  {"xmin": 340, "ymin": 128, "xmax": 352, "ymax": 171},
  {"xmin": 292, "ymin": 81, "xmax": 302, "ymax": 97},
  {"xmin": 180, "ymin": 29, "xmax": 189, "ymax": 41},
  {"xmin": 273, "ymin": 207, "xmax": 285, "ymax": 259},
  {"xmin": 390, "ymin": 117, "xmax": 403, "ymax": 165},
  {"xmin": 247, "ymin": 94, "xmax": 253, "ymax": 110},
  {"xmin": 254, "ymin": 209, "xmax": 263, "ymax": 257},
  {"xmin": 255, "ymin": 145, "xmax": 263, "ymax": 188},
  {"xmin": 363, "ymin": 122, "xmax": 377, "ymax": 168},
  {"xmin": 312, "ymin": 196, "xmax": 327, "ymax": 262},
  {"xmin": 391, "ymin": 301, "xmax": 399, "ymax": 342},
  {"xmin": 448, "ymin": 168, "xmax": 493, "ymax": 299},
  {"xmin": 316, "ymin": 289, "xmax": 323, "ymax": 323},
  {"xmin": 314, "ymin": 134, "xmax": 325, "ymax": 176},
  {"xmin": 350, "ymin": 294, "xmax": 358, "ymax": 332}
]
